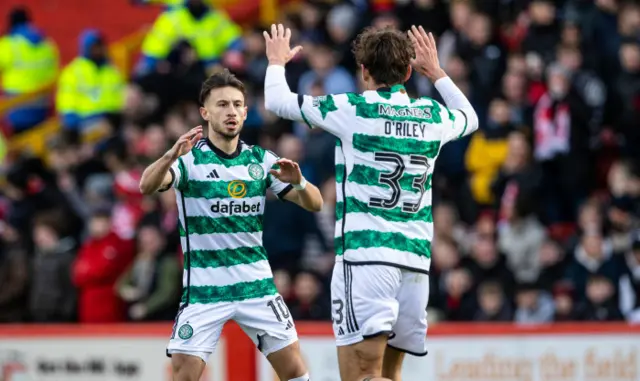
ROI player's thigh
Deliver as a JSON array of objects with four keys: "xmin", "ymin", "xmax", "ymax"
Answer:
[
  {"xmin": 170, "ymin": 353, "xmax": 206, "ymax": 381},
  {"xmin": 387, "ymin": 270, "xmax": 429, "ymax": 357},
  {"xmin": 166, "ymin": 302, "xmax": 235, "ymax": 365},
  {"xmin": 331, "ymin": 262, "xmax": 401, "ymax": 378},
  {"xmin": 382, "ymin": 346, "xmax": 405, "ymax": 381},
  {"xmin": 337, "ymin": 335, "xmax": 389, "ymax": 381},
  {"xmin": 236, "ymin": 294, "xmax": 301, "ymax": 365}
]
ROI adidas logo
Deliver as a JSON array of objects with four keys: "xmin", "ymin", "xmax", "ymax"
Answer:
[
  {"xmin": 285, "ymin": 320, "xmax": 293, "ymax": 330},
  {"xmin": 206, "ymin": 169, "xmax": 219, "ymax": 179},
  {"xmin": 338, "ymin": 327, "xmax": 345, "ymax": 335}
]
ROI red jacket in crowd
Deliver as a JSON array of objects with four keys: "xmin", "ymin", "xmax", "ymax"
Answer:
[{"xmin": 72, "ymin": 232, "xmax": 134, "ymax": 323}]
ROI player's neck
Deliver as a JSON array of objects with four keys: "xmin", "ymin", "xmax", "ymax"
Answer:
[
  {"xmin": 367, "ymin": 82, "xmax": 403, "ymax": 91},
  {"xmin": 208, "ymin": 133, "xmax": 240, "ymax": 156}
]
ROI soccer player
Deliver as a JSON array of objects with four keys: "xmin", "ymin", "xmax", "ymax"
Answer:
[
  {"xmin": 263, "ymin": 24, "xmax": 479, "ymax": 381},
  {"xmin": 139, "ymin": 69, "xmax": 322, "ymax": 381}
]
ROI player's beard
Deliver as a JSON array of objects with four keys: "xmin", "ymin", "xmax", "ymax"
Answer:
[{"xmin": 208, "ymin": 120, "xmax": 243, "ymax": 141}]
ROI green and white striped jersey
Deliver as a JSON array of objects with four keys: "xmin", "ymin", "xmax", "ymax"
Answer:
[
  {"xmin": 168, "ymin": 139, "xmax": 293, "ymax": 304},
  {"xmin": 297, "ymin": 85, "xmax": 475, "ymax": 274}
]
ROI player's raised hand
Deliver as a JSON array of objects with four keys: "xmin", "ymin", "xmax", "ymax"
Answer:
[
  {"xmin": 408, "ymin": 25, "xmax": 447, "ymax": 83},
  {"xmin": 167, "ymin": 126, "xmax": 203, "ymax": 160},
  {"xmin": 269, "ymin": 158, "xmax": 303, "ymax": 185},
  {"xmin": 263, "ymin": 24, "xmax": 303, "ymax": 66}
]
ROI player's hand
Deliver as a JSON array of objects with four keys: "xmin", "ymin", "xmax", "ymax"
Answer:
[
  {"xmin": 269, "ymin": 158, "xmax": 303, "ymax": 185},
  {"xmin": 166, "ymin": 126, "xmax": 203, "ymax": 161},
  {"xmin": 263, "ymin": 24, "xmax": 303, "ymax": 66},
  {"xmin": 408, "ymin": 25, "xmax": 447, "ymax": 83}
]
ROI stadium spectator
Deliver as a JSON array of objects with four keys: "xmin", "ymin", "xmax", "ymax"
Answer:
[
  {"xmin": 116, "ymin": 219, "xmax": 181, "ymax": 321},
  {"xmin": 56, "ymin": 30, "xmax": 125, "ymax": 136},
  {"xmin": 552, "ymin": 282, "xmax": 579, "ymax": 321},
  {"xmin": 513, "ymin": 281, "xmax": 554, "ymax": 324},
  {"xmin": 429, "ymin": 236, "xmax": 462, "ymax": 315},
  {"xmin": 465, "ymin": 97, "xmax": 512, "ymax": 207},
  {"xmin": 462, "ymin": 232, "xmax": 516, "ymax": 299},
  {"xmin": 138, "ymin": 0, "xmax": 242, "ymax": 76},
  {"xmin": 28, "ymin": 211, "xmax": 77, "ymax": 322},
  {"xmin": 565, "ymin": 231, "xmax": 624, "ymax": 302},
  {"xmin": 432, "ymin": 202, "xmax": 467, "ymax": 249},
  {"xmin": 441, "ymin": 268, "xmax": 475, "ymax": 321},
  {"xmin": 0, "ymin": 222, "xmax": 28, "ymax": 322},
  {"xmin": 492, "ymin": 130, "xmax": 543, "ymax": 223},
  {"xmin": 4, "ymin": 157, "xmax": 84, "ymax": 245},
  {"xmin": 577, "ymin": 275, "xmax": 624, "ymax": 321},
  {"xmin": 537, "ymin": 238, "xmax": 568, "ymax": 293},
  {"xmin": 288, "ymin": 270, "xmax": 331, "ymax": 321},
  {"xmin": 263, "ymin": 184, "xmax": 329, "ymax": 275},
  {"xmin": 498, "ymin": 195, "xmax": 547, "ymax": 283},
  {"xmin": 303, "ymin": 177, "xmax": 336, "ymax": 275},
  {"xmin": 535, "ymin": 63, "xmax": 594, "ymax": 223},
  {"xmin": 474, "ymin": 281, "xmax": 513, "ymax": 322},
  {"xmin": 72, "ymin": 208, "xmax": 134, "ymax": 323},
  {"xmin": 620, "ymin": 234, "xmax": 640, "ymax": 322},
  {"xmin": 614, "ymin": 41, "xmax": 640, "ymax": 158},
  {"xmin": 500, "ymin": 70, "xmax": 531, "ymax": 126},
  {"xmin": 0, "ymin": 6, "xmax": 59, "ymax": 132},
  {"xmin": 522, "ymin": 0, "xmax": 560, "ymax": 65},
  {"xmin": 274, "ymin": 269, "xmax": 293, "ymax": 304},
  {"xmin": 102, "ymin": 137, "xmax": 145, "ymax": 241}
]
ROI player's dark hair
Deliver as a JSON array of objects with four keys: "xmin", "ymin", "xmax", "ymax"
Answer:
[
  {"xmin": 199, "ymin": 69, "xmax": 246, "ymax": 106},
  {"xmin": 352, "ymin": 26, "xmax": 414, "ymax": 86}
]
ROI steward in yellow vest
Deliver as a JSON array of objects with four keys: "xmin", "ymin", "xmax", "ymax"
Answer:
[
  {"xmin": 138, "ymin": 0, "xmax": 242, "ymax": 75},
  {"xmin": 0, "ymin": 7, "xmax": 59, "ymax": 131},
  {"xmin": 56, "ymin": 30, "xmax": 125, "ymax": 131}
]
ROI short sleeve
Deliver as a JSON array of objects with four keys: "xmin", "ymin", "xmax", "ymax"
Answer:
[
  {"xmin": 160, "ymin": 157, "xmax": 188, "ymax": 192},
  {"xmin": 437, "ymin": 103, "xmax": 472, "ymax": 144},
  {"xmin": 297, "ymin": 93, "xmax": 352, "ymax": 139},
  {"xmin": 265, "ymin": 150, "xmax": 293, "ymax": 201}
]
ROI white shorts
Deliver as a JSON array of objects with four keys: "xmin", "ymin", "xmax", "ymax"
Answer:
[
  {"xmin": 330, "ymin": 261, "xmax": 429, "ymax": 356},
  {"xmin": 166, "ymin": 294, "xmax": 298, "ymax": 362}
]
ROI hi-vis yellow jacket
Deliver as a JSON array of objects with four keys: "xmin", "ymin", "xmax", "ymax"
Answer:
[{"xmin": 141, "ymin": 5, "xmax": 241, "ymax": 65}]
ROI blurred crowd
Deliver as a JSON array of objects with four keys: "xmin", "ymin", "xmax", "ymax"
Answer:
[{"xmin": 1, "ymin": 0, "xmax": 640, "ymax": 325}]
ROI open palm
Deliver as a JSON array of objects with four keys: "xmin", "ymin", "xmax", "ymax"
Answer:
[{"xmin": 263, "ymin": 24, "xmax": 303, "ymax": 66}]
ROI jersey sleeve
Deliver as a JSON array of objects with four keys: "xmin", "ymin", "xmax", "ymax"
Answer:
[
  {"xmin": 159, "ymin": 157, "xmax": 188, "ymax": 192},
  {"xmin": 264, "ymin": 150, "xmax": 293, "ymax": 201},
  {"xmin": 297, "ymin": 93, "xmax": 352, "ymax": 139},
  {"xmin": 264, "ymin": 65, "xmax": 350, "ymax": 140},
  {"xmin": 435, "ymin": 100, "xmax": 474, "ymax": 145}
]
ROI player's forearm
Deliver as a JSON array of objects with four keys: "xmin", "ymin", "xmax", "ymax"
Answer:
[
  {"xmin": 434, "ymin": 76, "xmax": 479, "ymax": 132},
  {"xmin": 139, "ymin": 153, "xmax": 174, "ymax": 194},
  {"xmin": 264, "ymin": 65, "xmax": 304, "ymax": 122},
  {"xmin": 293, "ymin": 182, "xmax": 323, "ymax": 212}
]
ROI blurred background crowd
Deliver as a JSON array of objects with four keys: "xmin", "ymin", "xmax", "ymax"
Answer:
[{"xmin": 0, "ymin": 0, "xmax": 640, "ymax": 326}]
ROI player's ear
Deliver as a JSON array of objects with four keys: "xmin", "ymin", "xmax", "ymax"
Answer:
[
  {"xmin": 242, "ymin": 106, "xmax": 248, "ymax": 121},
  {"xmin": 199, "ymin": 106, "xmax": 208, "ymax": 120},
  {"xmin": 360, "ymin": 65, "xmax": 370, "ymax": 84},
  {"xmin": 404, "ymin": 65, "xmax": 412, "ymax": 82}
]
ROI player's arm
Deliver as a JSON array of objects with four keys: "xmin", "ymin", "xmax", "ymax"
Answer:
[
  {"xmin": 281, "ymin": 179, "xmax": 323, "ymax": 212},
  {"xmin": 268, "ymin": 157, "xmax": 323, "ymax": 212},
  {"xmin": 409, "ymin": 26, "xmax": 479, "ymax": 142},
  {"xmin": 139, "ymin": 126, "xmax": 202, "ymax": 194},
  {"xmin": 263, "ymin": 24, "xmax": 346, "ymax": 137}
]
